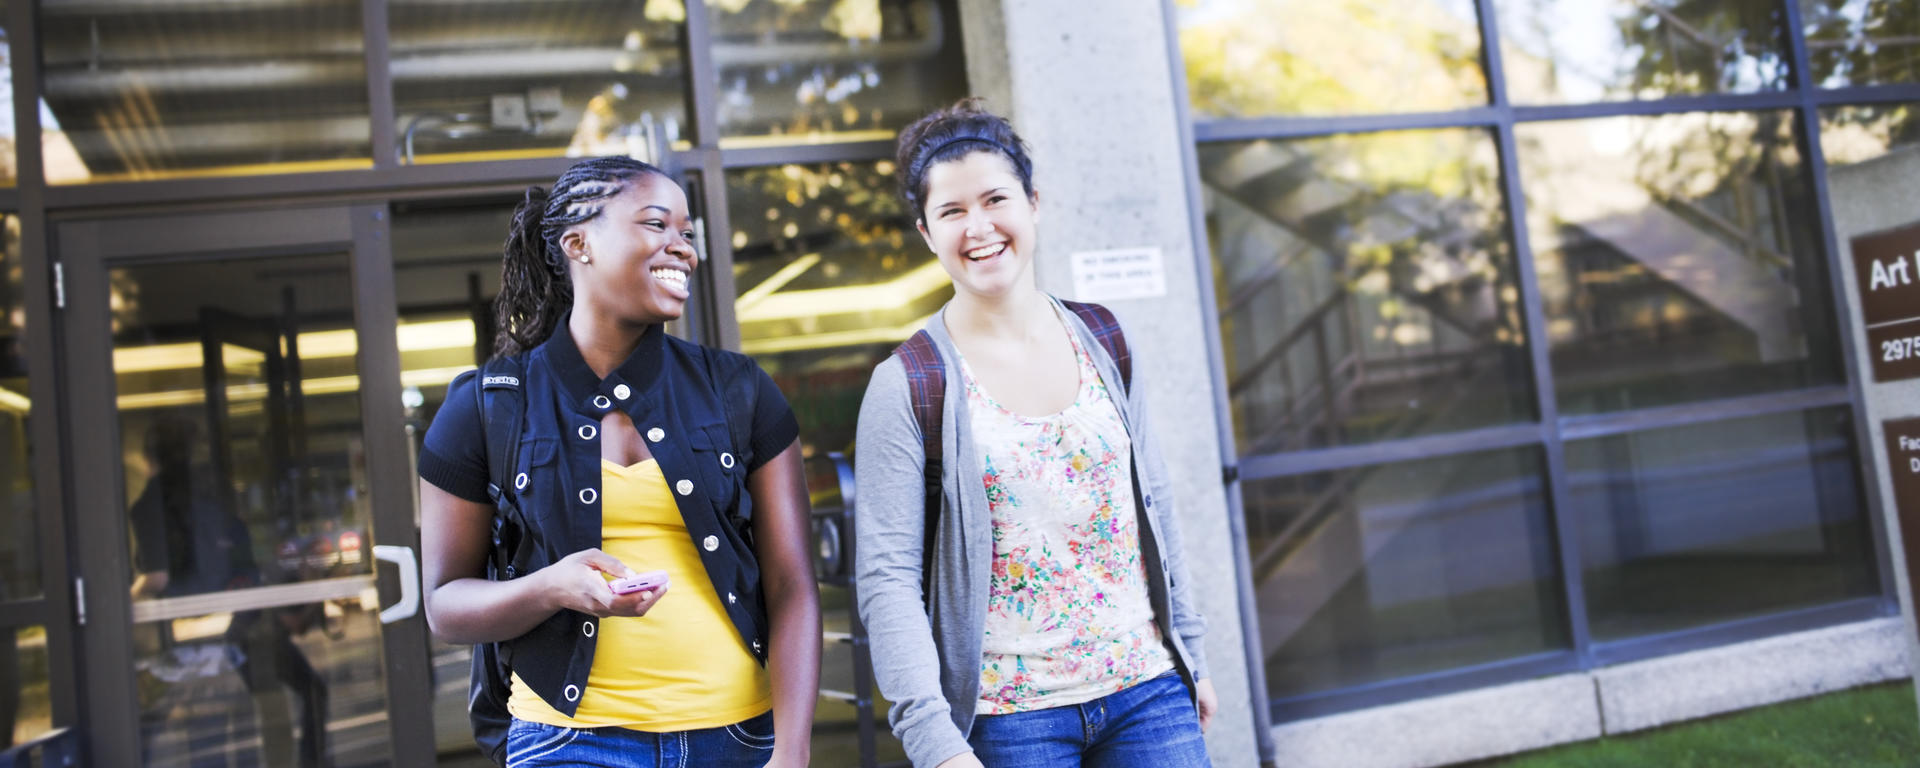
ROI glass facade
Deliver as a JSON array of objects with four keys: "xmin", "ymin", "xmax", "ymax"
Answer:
[
  {"xmin": 0, "ymin": 0, "xmax": 1904, "ymax": 763},
  {"xmin": 1180, "ymin": 0, "xmax": 1899, "ymax": 720},
  {"xmin": 389, "ymin": 2, "xmax": 690, "ymax": 163},
  {"xmin": 1201, "ymin": 129, "xmax": 1532, "ymax": 453},
  {"xmin": 38, "ymin": 0, "xmax": 371, "ymax": 182}
]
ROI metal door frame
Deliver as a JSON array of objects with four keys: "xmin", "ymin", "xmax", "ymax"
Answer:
[{"xmin": 55, "ymin": 203, "xmax": 434, "ymax": 767}]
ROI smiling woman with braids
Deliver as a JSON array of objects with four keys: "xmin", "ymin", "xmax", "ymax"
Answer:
[{"xmin": 418, "ymin": 156, "xmax": 820, "ymax": 767}]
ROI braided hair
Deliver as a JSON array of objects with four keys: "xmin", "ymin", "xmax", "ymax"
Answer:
[
  {"xmin": 895, "ymin": 97, "xmax": 1035, "ymax": 224},
  {"xmin": 494, "ymin": 156, "xmax": 668, "ymax": 357}
]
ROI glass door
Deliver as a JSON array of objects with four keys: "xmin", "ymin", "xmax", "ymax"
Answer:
[{"xmin": 58, "ymin": 205, "xmax": 434, "ymax": 767}]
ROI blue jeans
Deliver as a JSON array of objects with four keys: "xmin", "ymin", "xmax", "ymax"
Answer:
[
  {"xmin": 505, "ymin": 711, "xmax": 775, "ymax": 768},
  {"xmin": 967, "ymin": 672, "xmax": 1211, "ymax": 768}
]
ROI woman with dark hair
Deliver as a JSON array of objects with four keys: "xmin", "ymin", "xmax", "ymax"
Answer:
[
  {"xmin": 418, "ymin": 156, "xmax": 819, "ymax": 767},
  {"xmin": 853, "ymin": 99, "xmax": 1217, "ymax": 768}
]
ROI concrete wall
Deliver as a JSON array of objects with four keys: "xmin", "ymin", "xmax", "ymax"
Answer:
[
  {"xmin": 1269, "ymin": 618, "xmax": 1910, "ymax": 768},
  {"xmin": 1829, "ymin": 146, "xmax": 1920, "ymax": 721},
  {"xmin": 959, "ymin": 1, "xmax": 1259, "ymax": 765}
]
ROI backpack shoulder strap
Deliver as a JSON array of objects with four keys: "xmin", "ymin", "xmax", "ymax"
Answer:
[
  {"xmin": 475, "ymin": 356, "xmax": 528, "ymax": 507},
  {"xmin": 889, "ymin": 329, "xmax": 944, "ymax": 608},
  {"xmin": 1060, "ymin": 299, "xmax": 1132, "ymax": 394}
]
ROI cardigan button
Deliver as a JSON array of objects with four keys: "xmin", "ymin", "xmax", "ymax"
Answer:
[
  {"xmin": 564, "ymin": 685, "xmax": 580, "ymax": 702},
  {"xmin": 702, "ymin": 535, "xmax": 719, "ymax": 552},
  {"xmin": 647, "ymin": 427, "xmax": 665, "ymax": 443},
  {"xmin": 582, "ymin": 621, "xmax": 595, "ymax": 638},
  {"xmin": 614, "ymin": 384, "xmax": 632, "ymax": 400},
  {"xmin": 676, "ymin": 479, "xmax": 694, "ymax": 496},
  {"xmin": 591, "ymin": 395, "xmax": 611, "ymax": 409}
]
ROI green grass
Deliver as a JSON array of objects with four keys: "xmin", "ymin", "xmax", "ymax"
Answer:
[{"xmin": 1475, "ymin": 682, "xmax": 1920, "ymax": 768}]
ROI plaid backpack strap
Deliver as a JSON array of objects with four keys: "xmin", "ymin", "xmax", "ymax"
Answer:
[
  {"xmin": 889, "ymin": 329, "xmax": 945, "ymax": 610},
  {"xmin": 1061, "ymin": 299, "xmax": 1132, "ymax": 394}
]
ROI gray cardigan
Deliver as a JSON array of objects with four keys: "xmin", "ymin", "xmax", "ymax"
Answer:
[{"xmin": 853, "ymin": 296, "xmax": 1210, "ymax": 768}]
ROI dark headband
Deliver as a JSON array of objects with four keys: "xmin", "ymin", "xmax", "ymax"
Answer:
[{"xmin": 924, "ymin": 136, "xmax": 1013, "ymax": 161}]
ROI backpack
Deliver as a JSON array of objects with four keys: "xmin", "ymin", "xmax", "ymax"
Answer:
[
  {"xmin": 456, "ymin": 355, "xmax": 533, "ymax": 767},
  {"xmin": 887, "ymin": 300, "xmax": 1132, "ymax": 605}
]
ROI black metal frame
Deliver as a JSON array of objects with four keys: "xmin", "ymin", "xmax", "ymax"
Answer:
[
  {"xmin": 1166, "ymin": 0, "xmax": 1920, "ymax": 741},
  {"xmin": 0, "ymin": 0, "xmax": 906, "ymax": 765}
]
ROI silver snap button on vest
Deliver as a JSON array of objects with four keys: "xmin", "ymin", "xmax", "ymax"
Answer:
[
  {"xmin": 564, "ymin": 685, "xmax": 580, "ymax": 702},
  {"xmin": 579, "ymin": 488, "xmax": 598, "ymax": 505},
  {"xmin": 582, "ymin": 621, "xmax": 595, "ymax": 638},
  {"xmin": 727, "ymin": 592, "xmax": 737, "ymax": 604},
  {"xmin": 614, "ymin": 384, "xmax": 632, "ymax": 400},
  {"xmin": 676, "ymin": 479, "xmax": 694, "ymax": 496},
  {"xmin": 592, "ymin": 395, "xmax": 611, "ymax": 409},
  {"xmin": 702, "ymin": 535, "xmax": 719, "ymax": 552},
  {"xmin": 720, "ymin": 452, "xmax": 735, "ymax": 469},
  {"xmin": 578, "ymin": 424, "xmax": 597, "ymax": 440},
  {"xmin": 647, "ymin": 427, "xmax": 665, "ymax": 443},
  {"xmin": 514, "ymin": 472, "xmax": 528, "ymax": 490}
]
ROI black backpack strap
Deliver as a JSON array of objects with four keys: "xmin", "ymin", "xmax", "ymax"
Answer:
[
  {"xmin": 889, "ymin": 329, "xmax": 945, "ymax": 611},
  {"xmin": 1060, "ymin": 299, "xmax": 1132, "ymax": 395}
]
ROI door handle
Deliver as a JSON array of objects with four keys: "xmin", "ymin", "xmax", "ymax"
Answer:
[{"xmin": 373, "ymin": 545, "xmax": 420, "ymax": 624}]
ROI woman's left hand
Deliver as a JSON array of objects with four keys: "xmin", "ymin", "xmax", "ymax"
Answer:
[{"xmin": 1195, "ymin": 677, "xmax": 1217, "ymax": 734}]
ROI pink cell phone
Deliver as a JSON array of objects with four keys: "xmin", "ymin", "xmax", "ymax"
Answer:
[{"xmin": 608, "ymin": 570, "xmax": 670, "ymax": 595}]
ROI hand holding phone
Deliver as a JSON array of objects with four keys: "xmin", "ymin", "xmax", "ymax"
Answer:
[{"xmin": 608, "ymin": 570, "xmax": 670, "ymax": 595}]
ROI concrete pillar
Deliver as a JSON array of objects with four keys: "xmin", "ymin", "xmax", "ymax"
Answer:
[
  {"xmin": 1829, "ymin": 146, "xmax": 1920, "ymax": 721},
  {"xmin": 958, "ymin": 1, "xmax": 1259, "ymax": 764}
]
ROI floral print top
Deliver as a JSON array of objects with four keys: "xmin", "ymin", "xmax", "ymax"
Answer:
[{"xmin": 961, "ymin": 309, "xmax": 1173, "ymax": 715}]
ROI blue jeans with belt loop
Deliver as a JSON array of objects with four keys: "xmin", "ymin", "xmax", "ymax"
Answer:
[
  {"xmin": 504, "ymin": 710, "xmax": 775, "ymax": 768},
  {"xmin": 966, "ymin": 671, "xmax": 1212, "ymax": 768}
]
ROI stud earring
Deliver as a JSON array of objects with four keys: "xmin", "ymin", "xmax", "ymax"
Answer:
[{"xmin": 578, "ymin": 252, "xmax": 592, "ymax": 264}]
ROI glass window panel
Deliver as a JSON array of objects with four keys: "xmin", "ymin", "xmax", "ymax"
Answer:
[
  {"xmin": 1803, "ymin": 0, "xmax": 1920, "ymax": 88},
  {"xmin": 1571, "ymin": 407, "xmax": 1877, "ymax": 642},
  {"xmin": 729, "ymin": 160, "xmax": 950, "ymax": 460},
  {"xmin": 1820, "ymin": 102, "xmax": 1919, "ymax": 169},
  {"xmin": 38, "ymin": 0, "xmax": 370, "ymax": 183},
  {"xmin": 1245, "ymin": 447, "xmax": 1565, "ymax": 701},
  {"xmin": 390, "ymin": 2, "xmax": 690, "ymax": 164},
  {"xmin": 113, "ymin": 253, "xmax": 374, "ymax": 599},
  {"xmin": 1517, "ymin": 111, "xmax": 1842, "ymax": 415},
  {"xmin": 1494, "ymin": 0, "xmax": 1791, "ymax": 104},
  {"xmin": 1200, "ymin": 131, "xmax": 1532, "ymax": 456},
  {"xmin": 4, "ymin": 625, "xmax": 51, "ymax": 750},
  {"xmin": 1177, "ymin": 0, "xmax": 1488, "ymax": 118},
  {"xmin": 132, "ymin": 606, "xmax": 391, "ymax": 766},
  {"xmin": 0, "ymin": 216, "xmax": 33, "ymax": 601},
  {"xmin": 708, "ymin": 0, "xmax": 968, "ymax": 146}
]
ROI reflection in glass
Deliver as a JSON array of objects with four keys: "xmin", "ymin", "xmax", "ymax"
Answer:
[
  {"xmin": 1199, "ymin": 131, "xmax": 1531, "ymax": 456},
  {"xmin": 1244, "ymin": 448, "xmax": 1565, "ymax": 701},
  {"xmin": 1819, "ymin": 102, "xmax": 1919, "ymax": 170},
  {"xmin": 1803, "ymin": 0, "xmax": 1920, "ymax": 88},
  {"xmin": 708, "ymin": 0, "xmax": 967, "ymax": 146},
  {"xmin": 1571, "ymin": 407, "xmax": 1876, "ymax": 641},
  {"xmin": 133, "ymin": 605, "xmax": 391, "ymax": 767},
  {"xmin": 390, "ymin": 2, "xmax": 689, "ymax": 163},
  {"xmin": 0, "ymin": 217, "xmax": 33, "ymax": 601},
  {"xmin": 113, "ymin": 253, "xmax": 373, "ymax": 599},
  {"xmin": 4, "ymin": 626, "xmax": 50, "ymax": 750},
  {"xmin": 1494, "ymin": 0, "xmax": 1790, "ymax": 104},
  {"xmin": 1177, "ymin": 0, "xmax": 1487, "ymax": 117},
  {"xmin": 38, "ymin": 0, "xmax": 371, "ymax": 183},
  {"xmin": 729, "ymin": 160, "xmax": 950, "ymax": 460},
  {"xmin": 1517, "ymin": 112, "xmax": 1841, "ymax": 415}
]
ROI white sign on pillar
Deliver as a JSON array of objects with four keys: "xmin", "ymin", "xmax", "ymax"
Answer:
[{"xmin": 1069, "ymin": 247, "xmax": 1167, "ymax": 302}]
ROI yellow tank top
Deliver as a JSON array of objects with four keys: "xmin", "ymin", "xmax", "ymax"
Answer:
[{"xmin": 507, "ymin": 459, "xmax": 770, "ymax": 731}]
